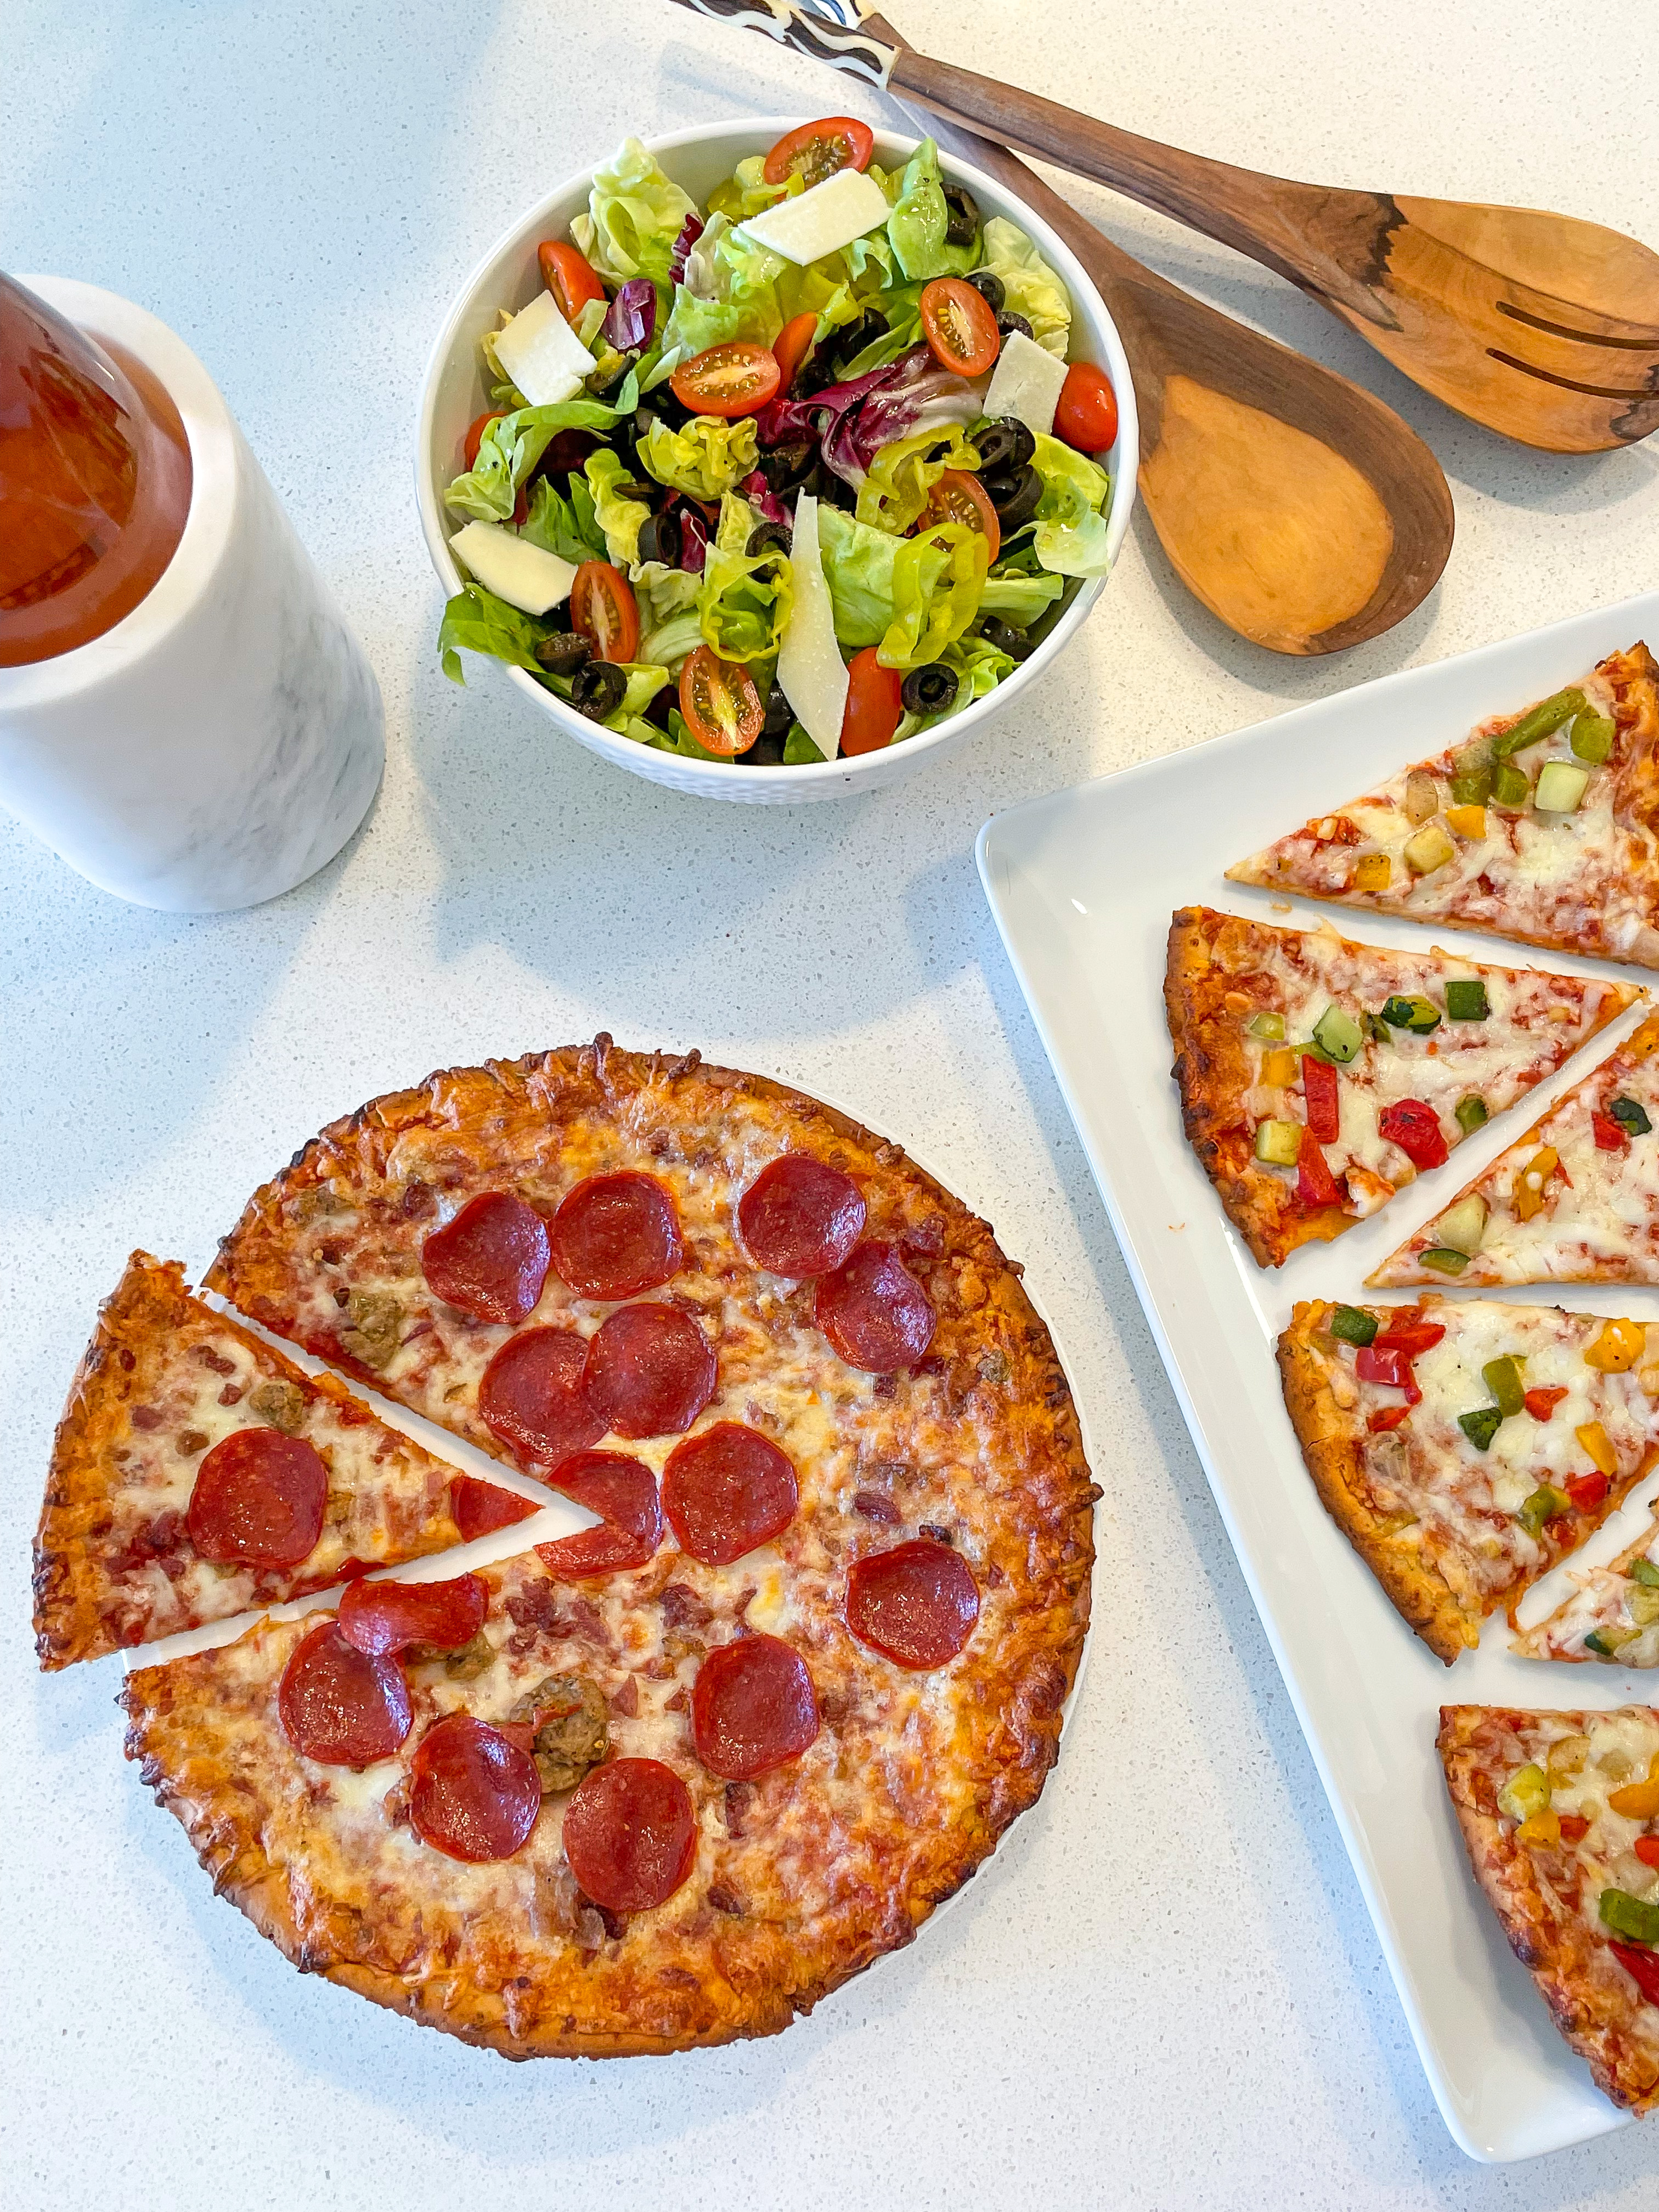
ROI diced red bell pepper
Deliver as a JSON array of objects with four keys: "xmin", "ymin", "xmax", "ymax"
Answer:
[
  {"xmin": 1557, "ymin": 1813, "xmax": 1590, "ymax": 1843},
  {"xmin": 1367, "ymin": 1404, "xmax": 1412, "ymax": 1433},
  {"xmin": 1566, "ymin": 1471, "xmax": 1610, "ymax": 1514},
  {"xmin": 1378, "ymin": 1098, "xmax": 1449, "ymax": 1170},
  {"xmin": 1593, "ymin": 1111, "xmax": 1630, "ymax": 1152},
  {"xmin": 1610, "ymin": 1940, "xmax": 1659, "ymax": 2007},
  {"xmin": 1635, "ymin": 1836, "xmax": 1659, "ymax": 1870},
  {"xmin": 1372, "ymin": 1319, "xmax": 1447, "ymax": 1358},
  {"xmin": 1525, "ymin": 1386, "xmax": 1569, "ymax": 1421},
  {"xmin": 1296, "ymin": 1125, "xmax": 1342, "ymax": 1209},
  {"xmin": 1302, "ymin": 1054, "xmax": 1340, "ymax": 1144},
  {"xmin": 1356, "ymin": 1344, "xmax": 1423, "ymax": 1403}
]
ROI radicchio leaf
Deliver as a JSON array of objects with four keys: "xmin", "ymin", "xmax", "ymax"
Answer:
[
  {"xmin": 759, "ymin": 347, "xmax": 983, "ymax": 489},
  {"xmin": 602, "ymin": 278, "xmax": 657, "ymax": 353},
  {"xmin": 740, "ymin": 471, "xmax": 789, "ymax": 526},
  {"xmin": 668, "ymin": 213, "xmax": 705, "ymax": 287}
]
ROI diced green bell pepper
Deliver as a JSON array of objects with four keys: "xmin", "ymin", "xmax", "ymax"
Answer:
[
  {"xmin": 1444, "ymin": 979, "xmax": 1489, "ymax": 1021},
  {"xmin": 1482, "ymin": 1355, "xmax": 1526, "ymax": 1418},
  {"xmin": 1629, "ymin": 1558, "xmax": 1659, "ymax": 1589},
  {"xmin": 1493, "ymin": 687, "xmax": 1586, "ymax": 757},
  {"xmin": 1491, "ymin": 759, "xmax": 1532, "ymax": 809},
  {"xmin": 1330, "ymin": 1305, "xmax": 1379, "ymax": 1347},
  {"xmin": 1600, "ymin": 1889, "xmax": 1659, "ymax": 1944},
  {"xmin": 1610, "ymin": 1096, "xmax": 1652, "ymax": 1137},
  {"xmin": 1460, "ymin": 1406, "xmax": 1504, "ymax": 1451},
  {"xmin": 1419, "ymin": 1247, "xmax": 1470, "ymax": 1276},
  {"xmin": 1571, "ymin": 709, "xmax": 1615, "ymax": 764},
  {"xmin": 1455, "ymin": 1094, "xmax": 1490, "ymax": 1136},
  {"xmin": 1449, "ymin": 768, "xmax": 1493, "ymax": 806},
  {"xmin": 1245, "ymin": 1011, "xmax": 1285, "ymax": 1041},
  {"xmin": 1517, "ymin": 1481, "xmax": 1570, "ymax": 1532}
]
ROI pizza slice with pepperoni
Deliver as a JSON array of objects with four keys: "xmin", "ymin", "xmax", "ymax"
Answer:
[
  {"xmin": 1373, "ymin": 1012, "xmax": 1659, "ymax": 1288},
  {"xmin": 1440, "ymin": 1704, "xmax": 1659, "ymax": 2111},
  {"xmin": 1165, "ymin": 906, "xmax": 1639, "ymax": 1267},
  {"xmin": 33, "ymin": 1251, "xmax": 538, "ymax": 1668},
  {"xmin": 1226, "ymin": 643, "xmax": 1659, "ymax": 968}
]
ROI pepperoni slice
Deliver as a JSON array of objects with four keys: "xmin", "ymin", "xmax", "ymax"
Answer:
[
  {"xmin": 662, "ymin": 1423, "xmax": 798, "ymax": 1565},
  {"xmin": 737, "ymin": 1155, "xmax": 866, "ymax": 1277},
  {"xmin": 450, "ymin": 1475, "xmax": 540, "ymax": 1543},
  {"xmin": 536, "ymin": 1448, "xmax": 662, "ymax": 1579},
  {"xmin": 337, "ymin": 1572, "xmax": 488, "ymax": 1656},
  {"xmin": 691, "ymin": 1634, "xmax": 820, "ymax": 1779},
  {"xmin": 562, "ymin": 1757, "xmax": 697, "ymax": 1911},
  {"xmin": 845, "ymin": 1539, "xmax": 980, "ymax": 1669},
  {"xmin": 814, "ymin": 1240, "xmax": 936, "ymax": 1372},
  {"xmin": 186, "ymin": 1427, "xmax": 328, "ymax": 1567},
  {"xmin": 477, "ymin": 1327, "xmax": 606, "ymax": 1468},
  {"xmin": 421, "ymin": 1190, "xmax": 551, "ymax": 1324},
  {"xmin": 408, "ymin": 1713, "xmax": 542, "ymax": 1863},
  {"xmin": 550, "ymin": 1173, "xmax": 684, "ymax": 1300},
  {"xmin": 278, "ymin": 1622, "xmax": 412, "ymax": 1765},
  {"xmin": 583, "ymin": 1302, "xmax": 716, "ymax": 1438}
]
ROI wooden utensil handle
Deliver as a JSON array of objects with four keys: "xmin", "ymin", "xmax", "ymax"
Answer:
[{"xmin": 885, "ymin": 46, "xmax": 1392, "ymax": 328}]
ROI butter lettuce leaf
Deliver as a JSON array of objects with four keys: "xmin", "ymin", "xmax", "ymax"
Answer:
[
  {"xmin": 438, "ymin": 584, "xmax": 550, "ymax": 685},
  {"xmin": 979, "ymin": 567, "xmax": 1066, "ymax": 623},
  {"xmin": 876, "ymin": 520, "xmax": 989, "ymax": 669},
  {"xmin": 698, "ymin": 492, "xmax": 793, "ymax": 661},
  {"xmin": 640, "ymin": 413, "xmax": 758, "ymax": 501},
  {"xmin": 443, "ymin": 394, "xmax": 632, "ymax": 523},
  {"xmin": 520, "ymin": 474, "xmax": 607, "ymax": 565},
  {"xmin": 583, "ymin": 449, "xmax": 651, "ymax": 569},
  {"xmin": 887, "ymin": 140, "xmax": 978, "ymax": 283},
  {"xmin": 1029, "ymin": 433, "xmax": 1113, "ymax": 575},
  {"xmin": 855, "ymin": 424, "xmax": 979, "ymax": 536},
  {"xmin": 573, "ymin": 137, "xmax": 698, "ymax": 287},
  {"xmin": 979, "ymin": 219, "xmax": 1073, "ymax": 358},
  {"xmin": 816, "ymin": 505, "xmax": 900, "ymax": 648}
]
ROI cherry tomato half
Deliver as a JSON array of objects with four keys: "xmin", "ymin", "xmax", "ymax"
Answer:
[
  {"xmin": 538, "ymin": 240, "xmax": 605, "ymax": 324},
  {"xmin": 679, "ymin": 647, "xmax": 765, "ymax": 755},
  {"xmin": 670, "ymin": 341, "xmax": 782, "ymax": 419},
  {"xmin": 570, "ymin": 562, "xmax": 639, "ymax": 664},
  {"xmin": 1053, "ymin": 360, "xmax": 1119, "ymax": 454},
  {"xmin": 772, "ymin": 312, "xmax": 819, "ymax": 396},
  {"xmin": 918, "ymin": 468, "xmax": 1000, "ymax": 563},
  {"xmin": 762, "ymin": 117, "xmax": 875, "ymax": 189},
  {"xmin": 840, "ymin": 648, "xmax": 905, "ymax": 757},
  {"xmin": 463, "ymin": 410, "xmax": 509, "ymax": 471},
  {"xmin": 918, "ymin": 278, "xmax": 1001, "ymax": 379}
]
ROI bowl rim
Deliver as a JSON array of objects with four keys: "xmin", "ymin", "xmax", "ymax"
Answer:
[{"xmin": 414, "ymin": 116, "xmax": 1138, "ymax": 792}]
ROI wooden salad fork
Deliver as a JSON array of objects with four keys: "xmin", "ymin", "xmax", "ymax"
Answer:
[
  {"xmin": 664, "ymin": 0, "xmax": 1454, "ymax": 654},
  {"xmin": 673, "ymin": 0, "xmax": 1659, "ymax": 453}
]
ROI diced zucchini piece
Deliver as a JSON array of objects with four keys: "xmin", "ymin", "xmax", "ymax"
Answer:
[
  {"xmin": 1254, "ymin": 1120, "xmax": 1301, "ymax": 1166},
  {"xmin": 1585, "ymin": 1629, "xmax": 1622, "ymax": 1658},
  {"xmin": 1419, "ymin": 1246, "xmax": 1470, "ymax": 1276},
  {"xmin": 1571, "ymin": 708, "xmax": 1615, "ymax": 764},
  {"xmin": 1329, "ymin": 1304, "xmax": 1379, "ymax": 1347},
  {"xmin": 1379, "ymin": 994, "xmax": 1441, "ymax": 1034},
  {"xmin": 1534, "ymin": 760, "xmax": 1590, "ymax": 814},
  {"xmin": 1629, "ymin": 1587, "xmax": 1659, "ymax": 1629},
  {"xmin": 1460, "ymin": 1406, "xmax": 1504, "ymax": 1451},
  {"xmin": 1448, "ymin": 769, "xmax": 1493, "ymax": 806},
  {"xmin": 1352, "ymin": 853, "xmax": 1391, "ymax": 895},
  {"xmin": 1610, "ymin": 1096, "xmax": 1652, "ymax": 1137},
  {"xmin": 1493, "ymin": 687, "xmax": 1586, "ymax": 757},
  {"xmin": 1517, "ymin": 1480, "xmax": 1570, "ymax": 1531},
  {"xmin": 1482, "ymin": 1356, "xmax": 1526, "ymax": 1418},
  {"xmin": 1363, "ymin": 1010, "xmax": 1391, "ymax": 1045},
  {"xmin": 1312, "ymin": 1006, "xmax": 1363, "ymax": 1064},
  {"xmin": 1444, "ymin": 804, "xmax": 1487, "ymax": 839},
  {"xmin": 1403, "ymin": 821, "xmax": 1455, "ymax": 876},
  {"xmin": 1498, "ymin": 1763, "xmax": 1550, "ymax": 1822},
  {"xmin": 1455, "ymin": 1094, "xmax": 1489, "ymax": 1136},
  {"xmin": 1245, "ymin": 1011, "xmax": 1285, "ymax": 1041},
  {"xmin": 1437, "ymin": 1192, "xmax": 1489, "ymax": 1254},
  {"xmin": 1404, "ymin": 769, "xmax": 1440, "ymax": 825},
  {"xmin": 1629, "ymin": 1558, "xmax": 1659, "ymax": 1589},
  {"xmin": 1444, "ymin": 979, "xmax": 1489, "ymax": 1021},
  {"xmin": 1491, "ymin": 759, "xmax": 1532, "ymax": 809}
]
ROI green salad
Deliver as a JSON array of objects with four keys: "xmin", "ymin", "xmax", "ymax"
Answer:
[{"xmin": 439, "ymin": 119, "xmax": 1120, "ymax": 764}]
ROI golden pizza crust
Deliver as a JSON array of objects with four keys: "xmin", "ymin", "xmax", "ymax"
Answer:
[
  {"xmin": 1439, "ymin": 1705, "xmax": 1659, "ymax": 2113},
  {"xmin": 35, "ymin": 1251, "xmax": 470, "ymax": 1670},
  {"xmin": 128, "ymin": 1041, "xmax": 1099, "ymax": 2058},
  {"xmin": 1278, "ymin": 1301, "xmax": 1477, "ymax": 1663}
]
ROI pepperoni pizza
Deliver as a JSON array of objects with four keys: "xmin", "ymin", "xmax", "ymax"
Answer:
[{"xmin": 102, "ymin": 1040, "xmax": 1096, "ymax": 2056}]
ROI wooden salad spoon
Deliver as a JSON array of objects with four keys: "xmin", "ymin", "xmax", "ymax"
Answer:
[
  {"xmin": 676, "ymin": 0, "xmax": 1659, "ymax": 454},
  {"xmin": 665, "ymin": 0, "xmax": 1455, "ymax": 654}
]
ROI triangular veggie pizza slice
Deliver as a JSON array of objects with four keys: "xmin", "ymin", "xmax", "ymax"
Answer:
[
  {"xmin": 1165, "ymin": 906, "xmax": 1639, "ymax": 1267},
  {"xmin": 1514, "ymin": 1505, "xmax": 1659, "ymax": 1667},
  {"xmin": 1373, "ymin": 1011, "xmax": 1659, "ymax": 1286},
  {"xmin": 1279, "ymin": 1295, "xmax": 1659, "ymax": 1662},
  {"xmin": 1226, "ymin": 644, "xmax": 1659, "ymax": 968},
  {"xmin": 1440, "ymin": 1705, "xmax": 1659, "ymax": 2112},
  {"xmin": 33, "ymin": 1251, "xmax": 539, "ymax": 1668}
]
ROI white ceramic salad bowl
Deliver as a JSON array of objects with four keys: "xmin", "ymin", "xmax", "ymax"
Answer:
[{"xmin": 415, "ymin": 118, "xmax": 1137, "ymax": 804}]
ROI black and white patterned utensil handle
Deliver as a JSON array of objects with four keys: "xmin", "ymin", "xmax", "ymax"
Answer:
[{"xmin": 663, "ymin": 0, "xmax": 899, "ymax": 87}]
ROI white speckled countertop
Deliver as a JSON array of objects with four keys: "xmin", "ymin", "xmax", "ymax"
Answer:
[{"xmin": 4, "ymin": 2, "xmax": 1657, "ymax": 2203}]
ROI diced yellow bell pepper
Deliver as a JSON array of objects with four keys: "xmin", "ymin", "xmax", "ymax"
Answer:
[
  {"xmin": 1498, "ymin": 1762, "xmax": 1550, "ymax": 1823},
  {"xmin": 1575, "ymin": 1420, "xmax": 1617, "ymax": 1476},
  {"xmin": 1607, "ymin": 1773, "xmax": 1659, "ymax": 1820},
  {"xmin": 1584, "ymin": 1317, "xmax": 1646, "ymax": 1373},
  {"xmin": 1445, "ymin": 805, "xmax": 1487, "ymax": 840},
  {"xmin": 1513, "ymin": 1146, "xmax": 1559, "ymax": 1222},
  {"xmin": 1516, "ymin": 1809, "xmax": 1561, "ymax": 1847},
  {"xmin": 1352, "ymin": 853, "xmax": 1391, "ymax": 895},
  {"xmin": 1262, "ymin": 1047, "xmax": 1297, "ymax": 1087}
]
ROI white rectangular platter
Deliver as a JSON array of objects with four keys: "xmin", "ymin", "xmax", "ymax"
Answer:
[{"xmin": 978, "ymin": 590, "xmax": 1659, "ymax": 2163}]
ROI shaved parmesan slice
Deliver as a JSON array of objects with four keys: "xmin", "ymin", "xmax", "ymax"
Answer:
[
  {"xmin": 492, "ymin": 289, "xmax": 593, "ymax": 407},
  {"xmin": 736, "ymin": 168, "xmax": 893, "ymax": 268},
  {"xmin": 776, "ymin": 494, "xmax": 848, "ymax": 761},
  {"xmin": 449, "ymin": 521, "xmax": 576, "ymax": 616},
  {"xmin": 983, "ymin": 329, "xmax": 1070, "ymax": 439}
]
